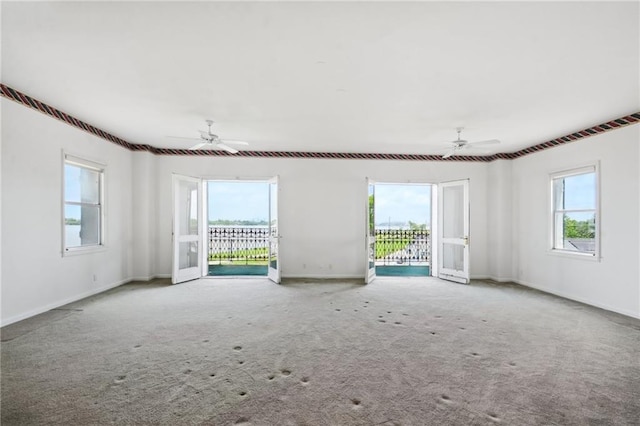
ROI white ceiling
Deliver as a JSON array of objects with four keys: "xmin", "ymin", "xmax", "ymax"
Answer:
[{"xmin": 2, "ymin": 1, "xmax": 639, "ymax": 155}]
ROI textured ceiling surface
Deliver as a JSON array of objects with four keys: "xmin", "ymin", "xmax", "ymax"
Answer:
[{"xmin": 2, "ymin": 1, "xmax": 639, "ymax": 156}]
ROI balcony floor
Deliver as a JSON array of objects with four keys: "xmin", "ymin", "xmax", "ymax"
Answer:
[
  {"xmin": 376, "ymin": 265, "xmax": 430, "ymax": 277},
  {"xmin": 208, "ymin": 265, "xmax": 267, "ymax": 276}
]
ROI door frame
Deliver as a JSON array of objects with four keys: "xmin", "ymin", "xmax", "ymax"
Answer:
[
  {"xmin": 172, "ymin": 174, "xmax": 204, "ymax": 284},
  {"xmin": 202, "ymin": 176, "xmax": 278, "ymax": 280},
  {"xmin": 367, "ymin": 181, "xmax": 434, "ymax": 279},
  {"xmin": 437, "ymin": 179, "xmax": 470, "ymax": 284},
  {"xmin": 365, "ymin": 178, "xmax": 376, "ymax": 283},
  {"xmin": 267, "ymin": 176, "xmax": 281, "ymax": 283}
]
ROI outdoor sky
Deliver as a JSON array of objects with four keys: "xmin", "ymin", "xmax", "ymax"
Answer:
[
  {"xmin": 563, "ymin": 173, "xmax": 595, "ymax": 210},
  {"xmin": 374, "ymin": 184, "xmax": 431, "ymax": 226},
  {"xmin": 561, "ymin": 172, "xmax": 596, "ymax": 221},
  {"xmin": 208, "ymin": 182, "xmax": 269, "ymax": 221},
  {"xmin": 207, "ymin": 181, "xmax": 432, "ymax": 225}
]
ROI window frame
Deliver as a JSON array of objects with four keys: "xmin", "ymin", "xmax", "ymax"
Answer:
[
  {"xmin": 549, "ymin": 162, "xmax": 600, "ymax": 260},
  {"xmin": 62, "ymin": 152, "xmax": 106, "ymax": 256}
]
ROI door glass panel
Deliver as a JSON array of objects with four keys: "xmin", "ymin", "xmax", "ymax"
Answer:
[
  {"xmin": 269, "ymin": 181, "xmax": 278, "ymax": 270},
  {"xmin": 367, "ymin": 182, "xmax": 376, "ymax": 279},
  {"xmin": 443, "ymin": 185, "xmax": 463, "ymax": 238},
  {"xmin": 368, "ymin": 185, "xmax": 375, "ymax": 237},
  {"xmin": 269, "ymin": 235, "xmax": 278, "ymax": 269},
  {"xmin": 442, "ymin": 242, "xmax": 464, "ymax": 271},
  {"xmin": 179, "ymin": 241, "xmax": 199, "ymax": 269},
  {"xmin": 179, "ymin": 181, "xmax": 199, "ymax": 236},
  {"xmin": 368, "ymin": 242, "xmax": 375, "ymax": 269}
]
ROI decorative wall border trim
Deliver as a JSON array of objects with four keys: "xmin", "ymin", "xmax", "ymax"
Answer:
[
  {"xmin": 1, "ymin": 84, "xmax": 140, "ymax": 151},
  {"xmin": 2, "ymin": 84, "xmax": 639, "ymax": 162}
]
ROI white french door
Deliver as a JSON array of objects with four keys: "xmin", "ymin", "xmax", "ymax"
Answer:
[
  {"xmin": 438, "ymin": 179, "xmax": 470, "ymax": 284},
  {"xmin": 267, "ymin": 176, "xmax": 281, "ymax": 283},
  {"xmin": 172, "ymin": 174, "xmax": 204, "ymax": 284},
  {"xmin": 365, "ymin": 179, "xmax": 376, "ymax": 283}
]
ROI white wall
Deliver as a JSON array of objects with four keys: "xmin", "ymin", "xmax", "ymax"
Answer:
[
  {"xmin": 1, "ymin": 100, "xmax": 133, "ymax": 325},
  {"xmin": 150, "ymin": 156, "xmax": 491, "ymax": 279},
  {"xmin": 3, "ymin": 97, "xmax": 637, "ymax": 323},
  {"xmin": 131, "ymin": 151, "xmax": 156, "ymax": 280},
  {"xmin": 487, "ymin": 160, "xmax": 513, "ymax": 281},
  {"xmin": 511, "ymin": 125, "xmax": 640, "ymax": 318}
]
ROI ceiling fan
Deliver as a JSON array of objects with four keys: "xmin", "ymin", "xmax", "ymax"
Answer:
[
  {"xmin": 169, "ymin": 120, "xmax": 249, "ymax": 154},
  {"xmin": 442, "ymin": 127, "xmax": 500, "ymax": 159}
]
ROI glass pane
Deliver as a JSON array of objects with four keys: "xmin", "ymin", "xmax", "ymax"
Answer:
[
  {"xmin": 560, "ymin": 172, "xmax": 596, "ymax": 210},
  {"xmin": 65, "ymin": 204, "xmax": 82, "ymax": 248},
  {"xmin": 65, "ymin": 204, "xmax": 100, "ymax": 247},
  {"xmin": 443, "ymin": 185, "xmax": 463, "ymax": 238},
  {"xmin": 179, "ymin": 180, "xmax": 198, "ymax": 236},
  {"xmin": 179, "ymin": 241, "xmax": 199, "ymax": 269},
  {"xmin": 269, "ymin": 181, "xmax": 278, "ymax": 270},
  {"xmin": 442, "ymin": 243, "xmax": 464, "ymax": 271},
  {"xmin": 269, "ymin": 230, "xmax": 278, "ymax": 270},
  {"xmin": 557, "ymin": 212, "xmax": 596, "ymax": 253},
  {"xmin": 270, "ymin": 182, "xmax": 278, "ymax": 229},
  {"xmin": 65, "ymin": 164, "xmax": 100, "ymax": 204},
  {"xmin": 368, "ymin": 241, "xmax": 375, "ymax": 269},
  {"xmin": 368, "ymin": 184, "xmax": 375, "ymax": 236}
]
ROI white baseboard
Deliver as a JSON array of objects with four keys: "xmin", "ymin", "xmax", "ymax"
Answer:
[
  {"xmin": 515, "ymin": 279, "xmax": 640, "ymax": 319},
  {"xmin": 478, "ymin": 276, "xmax": 514, "ymax": 283},
  {"xmin": 1, "ymin": 278, "xmax": 129, "ymax": 327},
  {"xmin": 130, "ymin": 275, "xmax": 154, "ymax": 282},
  {"xmin": 471, "ymin": 276, "xmax": 639, "ymax": 319},
  {"xmin": 130, "ymin": 274, "xmax": 171, "ymax": 282}
]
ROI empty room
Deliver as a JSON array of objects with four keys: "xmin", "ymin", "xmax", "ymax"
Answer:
[{"xmin": 1, "ymin": 1, "xmax": 639, "ymax": 425}]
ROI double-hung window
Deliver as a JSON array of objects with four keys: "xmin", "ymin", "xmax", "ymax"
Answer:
[
  {"xmin": 63, "ymin": 154, "xmax": 104, "ymax": 253},
  {"xmin": 550, "ymin": 164, "xmax": 599, "ymax": 257}
]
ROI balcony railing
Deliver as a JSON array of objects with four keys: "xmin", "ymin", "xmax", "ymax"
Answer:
[
  {"xmin": 207, "ymin": 226, "xmax": 430, "ymax": 267},
  {"xmin": 208, "ymin": 226, "xmax": 269, "ymax": 265},
  {"xmin": 375, "ymin": 229, "xmax": 430, "ymax": 266}
]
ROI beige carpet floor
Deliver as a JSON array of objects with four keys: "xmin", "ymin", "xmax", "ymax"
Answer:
[{"xmin": 2, "ymin": 277, "xmax": 639, "ymax": 425}]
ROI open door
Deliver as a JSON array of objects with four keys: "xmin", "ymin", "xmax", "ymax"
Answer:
[
  {"xmin": 365, "ymin": 179, "xmax": 376, "ymax": 283},
  {"xmin": 438, "ymin": 179, "xmax": 470, "ymax": 284},
  {"xmin": 267, "ymin": 176, "xmax": 281, "ymax": 283},
  {"xmin": 172, "ymin": 174, "xmax": 203, "ymax": 284}
]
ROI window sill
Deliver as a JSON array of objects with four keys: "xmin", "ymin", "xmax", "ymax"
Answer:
[
  {"xmin": 63, "ymin": 245, "xmax": 107, "ymax": 257},
  {"xmin": 547, "ymin": 249, "xmax": 600, "ymax": 262}
]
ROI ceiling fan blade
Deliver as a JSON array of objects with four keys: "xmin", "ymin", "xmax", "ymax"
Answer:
[
  {"xmin": 442, "ymin": 149, "xmax": 455, "ymax": 159},
  {"xmin": 220, "ymin": 139, "xmax": 249, "ymax": 146},
  {"xmin": 468, "ymin": 139, "xmax": 500, "ymax": 146},
  {"xmin": 216, "ymin": 142, "xmax": 239, "ymax": 154},
  {"xmin": 189, "ymin": 142, "xmax": 209, "ymax": 150}
]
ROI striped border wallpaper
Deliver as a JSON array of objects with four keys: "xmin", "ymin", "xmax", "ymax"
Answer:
[{"xmin": 2, "ymin": 84, "xmax": 639, "ymax": 162}]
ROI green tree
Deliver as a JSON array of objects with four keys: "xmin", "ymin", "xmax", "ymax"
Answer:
[
  {"xmin": 563, "ymin": 215, "xmax": 595, "ymax": 238},
  {"xmin": 368, "ymin": 194, "xmax": 374, "ymax": 233},
  {"xmin": 408, "ymin": 221, "xmax": 427, "ymax": 230}
]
